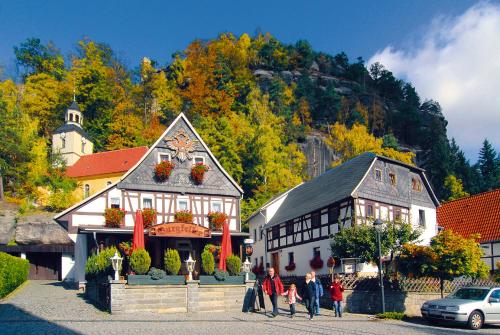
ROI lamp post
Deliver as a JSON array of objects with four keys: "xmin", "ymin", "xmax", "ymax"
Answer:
[
  {"xmin": 185, "ymin": 254, "xmax": 196, "ymax": 281},
  {"xmin": 242, "ymin": 257, "xmax": 251, "ymax": 281},
  {"xmin": 110, "ymin": 252, "xmax": 123, "ymax": 281},
  {"xmin": 373, "ymin": 219, "xmax": 386, "ymax": 314}
]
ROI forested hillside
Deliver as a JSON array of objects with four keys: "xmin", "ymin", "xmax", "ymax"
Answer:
[{"xmin": 0, "ymin": 33, "xmax": 498, "ymax": 223}]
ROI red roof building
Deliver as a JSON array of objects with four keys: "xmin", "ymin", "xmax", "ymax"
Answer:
[
  {"xmin": 66, "ymin": 147, "xmax": 148, "ymax": 178},
  {"xmin": 437, "ymin": 189, "xmax": 500, "ymax": 270}
]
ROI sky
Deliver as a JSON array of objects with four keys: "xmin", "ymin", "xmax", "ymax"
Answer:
[{"xmin": 0, "ymin": 0, "xmax": 498, "ymax": 161}]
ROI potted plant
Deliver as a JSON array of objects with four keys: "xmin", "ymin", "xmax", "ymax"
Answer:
[
  {"xmin": 191, "ymin": 162, "xmax": 209, "ymax": 185},
  {"xmin": 207, "ymin": 211, "xmax": 227, "ymax": 230},
  {"xmin": 285, "ymin": 262, "xmax": 296, "ymax": 272},
  {"xmin": 104, "ymin": 208, "xmax": 126, "ymax": 228},
  {"xmin": 174, "ymin": 210, "xmax": 193, "ymax": 223},
  {"xmin": 154, "ymin": 160, "xmax": 175, "ymax": 182},
  {"xmin": 327, "ymin": 256, "xmax": 336, "ymax": 268},
  {"xmin": 310, "ymin": 255, "xmax": 324, "ymax": 270},
  {"xmin": 118, "ymin": 241, "xmax": 132, "ymax": 257},
  {"xmin": 142, "ymin": 208, "xmax": 157, "ymax": 228}
]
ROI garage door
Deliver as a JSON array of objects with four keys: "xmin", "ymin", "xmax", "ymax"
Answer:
[{"xmin": 27, "ymin": 252, "xmax": 61, "ymax": 280}]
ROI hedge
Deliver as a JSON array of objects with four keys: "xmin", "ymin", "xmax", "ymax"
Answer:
[
  {"xmin": 0, "ymin": 252, "xmax": 29, "ymax": 298},
  {"xmin": 85, "ymin": 246, "xmax": 118, "ymax": 281}
]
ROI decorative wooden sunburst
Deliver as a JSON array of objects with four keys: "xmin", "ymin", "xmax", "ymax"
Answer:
[{"xmin": 164, "ymin": 128, "xmax": 198, "ymax": 162}]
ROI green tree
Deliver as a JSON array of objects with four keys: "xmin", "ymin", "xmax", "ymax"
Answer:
[
  {"xmin": 443, "ymin": 175, "xmax": 469, "ymax": 201},
  {"xmin": 477, "ymin": 139, "xmax": 499, "ymax": 191},
  {"xmin": 14, "ymin": 38, "xmax": 65, "ymax": 80}
]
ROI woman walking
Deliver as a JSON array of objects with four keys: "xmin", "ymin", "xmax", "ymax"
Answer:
[
  {"xmin": 329, "ymin": 274, "xmax": 344, "ymax": 317},
  {"xmin": 301, "ymin": 272, "xmax": 316, "ymax": 320}
]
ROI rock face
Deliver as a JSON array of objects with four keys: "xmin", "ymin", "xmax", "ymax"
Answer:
[
  {"xmin": 15, "ymin": 212, "xmax": 72, "ymax": 245},
  {"xmin": 299, "ymin": 132, "xmax": 338, "ymax": 179},
  {"xmin": 0, "ymin": 201, "xmax": 18, "ymax": 244}
]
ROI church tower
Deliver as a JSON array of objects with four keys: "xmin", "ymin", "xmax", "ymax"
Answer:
[{"xmin": 52, "ymin": 101, "xmax": 93, "ymax": 166}]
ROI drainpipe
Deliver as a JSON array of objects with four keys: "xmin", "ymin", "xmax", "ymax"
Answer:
[
  {"xmin": 258, "ymin": 210, "xmax": 268, "ymax": 268},
  {"xmin": 93, "ymin": 231, "xmax": 99, "ymax": 255}
]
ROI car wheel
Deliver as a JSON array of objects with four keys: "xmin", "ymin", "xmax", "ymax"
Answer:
[{"xmin": 467, "ymin": 311, "xmax": 483, "ymax": 330}]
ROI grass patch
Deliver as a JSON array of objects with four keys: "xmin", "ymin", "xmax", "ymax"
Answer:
[{"xmin": 376, "ymin": 312, "xmax": 405, "ymax": 320}]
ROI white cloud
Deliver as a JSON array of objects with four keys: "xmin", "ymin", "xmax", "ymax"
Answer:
[{"xmin": 369, "ymin": 2, "xmax": 500, "ymax": 161}]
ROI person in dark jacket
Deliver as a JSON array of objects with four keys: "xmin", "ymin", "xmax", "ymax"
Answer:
[
  {"xmin": 329, "ymin": 274, "xmax": 345, "ymax": 317},
  {"xmin": 262, "ymin": 267, "xmax": 284, "ymax": 317},
  {"xmin": 301, "ymin": 272, "xmax": 317, "ymax": 320}
]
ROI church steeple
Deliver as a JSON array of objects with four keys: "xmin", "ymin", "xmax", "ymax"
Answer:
[{"xmin": 52, "ymin": 101, "xmax": 93, "ymax": 166}]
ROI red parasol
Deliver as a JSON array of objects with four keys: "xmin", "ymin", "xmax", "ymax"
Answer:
[
  {"xmin": 132, "ymin": 210, "xmax": 145, "ymax": 250},
  {"xmin": 218, "ymin": 222, "xmax": 232, "ymax": 271}
]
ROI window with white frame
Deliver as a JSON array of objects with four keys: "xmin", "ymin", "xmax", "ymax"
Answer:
[
  {"xmin": 110, "ymin": 197, "xmax": 120, "ymax": 209},
  {"xmin": 178, "ymin": 199, "xmax": 189, "ymax": 211},
  {"xmin": 143, "ymin": 198, "xmax": 153, "ymax": 209},
  {"xmin": 158, "ymin": 153, "xmax": 171, "ymax": 163},
  {"xmin": 419, "ymin": 209, "xmax": 426, "ymax": 227},
  {"xmin": 193, "ymin": 156, "xmax": 205, "ymax": 165},
  {"xmin": 211, "ymin": 200, "xmax": 222, "ymax": 212}
]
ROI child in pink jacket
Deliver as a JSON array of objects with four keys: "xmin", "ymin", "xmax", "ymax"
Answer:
[{"xmin": 282, "ymin": 283, "xmax": 302, "ymax": 318}]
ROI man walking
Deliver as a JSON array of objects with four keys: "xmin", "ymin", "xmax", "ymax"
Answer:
[
  {"xmin": 311, "ymin": 271, "xmax": 323, "ymax": 315},
  {"xmin": 262, "ymin": 267, "xmax": 284, "ymax": 317}
]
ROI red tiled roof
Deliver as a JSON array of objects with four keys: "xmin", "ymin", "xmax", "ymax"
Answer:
[
  {"xmin": 437, "ymin": 189, "xmax": 500, "ymax": 243},
  {"xmin": 66, "ymin": 147, "xmax": 148, "ymax": 178}
]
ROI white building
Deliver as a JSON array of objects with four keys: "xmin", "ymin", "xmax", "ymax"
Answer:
[{"xmin": 247, "ymin": 153, "xmax": 440, "ymax": 276}]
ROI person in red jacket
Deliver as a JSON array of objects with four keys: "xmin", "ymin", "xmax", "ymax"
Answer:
[
  {"xmin": 329, "ymin": 274, "xmax": 344, "ymax": 317},
  {"xmin": 262, "ymin": 267, "xmax": 284, "ymax": 317}
]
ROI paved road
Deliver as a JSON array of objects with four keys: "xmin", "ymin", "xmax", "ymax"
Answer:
[{"xmin": 1, "ymin": 281, "xmax": 499, "ymax": 335}]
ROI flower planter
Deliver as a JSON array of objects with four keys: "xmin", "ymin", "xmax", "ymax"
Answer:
[
  {"xmin": 127, "ymin": 274, "xmax": 185, "ymax": 285},
  {"xmin": 154, "ymin": 161, "xmax": 174, "ymax": 182},
  {"xmin": 174, "ymin": 210, "xmax": 193, "ymax": 224},
  {"xmin": 104, "ymin": 208, "xmax": 125, "ymax": 228},
  {"xmin": 207, "ymin": 212, "xmax": 227, "ymax": 230},
  {"xmin": 191, "ymin": 163, "xmax": 209, "ymax": 185},
  {"xmin": 142, "ymin": 208, "xmax": 157, "ymax": 228},
  {"xmin": 199, "ymin": 275, "xmax": 245, "ymax": 285}
]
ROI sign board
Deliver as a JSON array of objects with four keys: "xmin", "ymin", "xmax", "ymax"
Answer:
[{"xmin": 149, "ymin": 222, "xmax": 211, "ymax": 238}]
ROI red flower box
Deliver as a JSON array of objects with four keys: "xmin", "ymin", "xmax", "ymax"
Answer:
[
  {"xmin": 154, "ymin": 161, "xmax": 175, "ymax": 181},
  {"xmin": 309, "ymin": 255, "xmax": 324, "ymax": 270},
  {"xmin": 285, "ymin": 262, "xmax": 296, "ymax": 272},
  {"xmin": 104, "ymin": 208, "xmax": 126, "ymax": 228},
  {"xmin": 207, "ymin": 211, "xmax": 227, "ymax": 230},
  {"xmin": 174, "ymin": 210, "xmax": 193, "ymax": 223},
  {"xmin": 327, "ymin": 256, "xmax": 336, "ymax": 268},
  {"xmin": 142, "ymin": 208, "xmax": 157, "ymax": 228},
  {"xmin": 191, "ymin": 163, "xmax": 209, "ymax": 185}
]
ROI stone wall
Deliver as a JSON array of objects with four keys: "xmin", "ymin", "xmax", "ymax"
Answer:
[
  {"xmin": 105, "ymin": 280, "xmax": 255, "ymax": 314},
  {"xmin": 319, "ymin": 290, "xmax": 441, "ymax": 316}
]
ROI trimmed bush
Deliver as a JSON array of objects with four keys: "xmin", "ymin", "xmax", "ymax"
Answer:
[
  {"xmin": 201, "ymin": 250, "xmax": 215, "ymax": 275},
  {"xmin": 129, "ymin": 248, "xmax": 151, "ymax": 275},
  {"xmin": 148, "ymin": 267, "xmax": 166, "ymax": 280},
  {"xmin": 225, "ymin": 255, "xmax": 241, "ymax": 276},
  {"xmin": 376, "ymin": 312, "xmax": 405, "ymax": 320},
  {"xmin": 214, "ymin": 269, "xmax": 229, "ymax": 281},
  {"xmin": 84, "ymin": 246, "xmax": 118, "ymax": 281},
  {"xmin": 0, "ymin": 252, "xmax": 29, "ymax": 298},
  {"xmin": 164, "ymin": 248, "xmax": 181, "ymax": 275}
]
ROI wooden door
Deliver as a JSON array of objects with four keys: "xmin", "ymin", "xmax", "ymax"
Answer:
[
  {"xmin": 271, "ymin": 252, "xmax": 280, "ymax": 275},
  {"xmin": 27, "ymin": 252, "xmax": 60, "ymax": 280}
]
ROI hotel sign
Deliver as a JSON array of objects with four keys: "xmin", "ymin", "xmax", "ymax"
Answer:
[{"xmin": 149, "ymin": 223, "xmax": 211, "ymax": 238}]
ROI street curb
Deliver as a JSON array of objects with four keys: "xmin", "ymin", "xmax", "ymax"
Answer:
[{"xmin": 0, "ymin": 280, "xmax": 30, "ymax": 301}]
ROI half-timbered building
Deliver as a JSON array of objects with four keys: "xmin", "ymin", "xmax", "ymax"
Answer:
[
  {"xmin": 55, "ymin": 113, "xmax": 245, "ymax": 284},
  {"xmin": 247, "ymin": 152, "xmax": 439, "ymax": 276}
]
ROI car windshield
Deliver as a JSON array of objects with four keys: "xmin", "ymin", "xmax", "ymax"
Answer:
[{"xmin": 449, "ymin": 288, "xmax": 489, "ymax": 300}]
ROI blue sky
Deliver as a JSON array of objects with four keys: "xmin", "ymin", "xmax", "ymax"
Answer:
[{"xmin": 0, "ymin": 0, "xmax": 498, "ymax": 161}]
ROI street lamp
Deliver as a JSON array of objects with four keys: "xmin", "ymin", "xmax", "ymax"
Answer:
[
  {"xmin": 242, "ymin": 257, "xmax": 251, "ymax": 281},
  {"xmin": 110, "ymin": 252, "xmax": 123, "ymax": 281},
  {"xmin": 185, "ymin": 254, "xmax": 196, "ymax": 281},
  {"xmin": 373, "ymin": 218, "xmax": 386, "ymax": 314}
]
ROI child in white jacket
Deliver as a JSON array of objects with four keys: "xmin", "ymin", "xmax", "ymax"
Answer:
[{"xmin": 282, "ymin": 283, "xmax": 302, "ymax": 318}]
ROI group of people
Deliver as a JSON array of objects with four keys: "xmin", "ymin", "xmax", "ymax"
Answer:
[{"xmin": 261, "ymin": 267, "xmax": 344, "ymax": 320}]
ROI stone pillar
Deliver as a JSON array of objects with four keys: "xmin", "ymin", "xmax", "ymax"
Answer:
[
  {"xmin": 109, "ymin": 279, "xmax": 127, "ymax": 314},
  {"xmin": 186, "ymin": 280, "xmax": 200, "ymax": 313}
]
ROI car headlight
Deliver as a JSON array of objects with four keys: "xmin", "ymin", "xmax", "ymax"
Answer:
[
  {"xmin": 422, "ymin": 303, "xmax": 429, "ymax": 308},
  {"xmin": 446, "ymin": 306, "xmax": 459, "ymax": 312}
]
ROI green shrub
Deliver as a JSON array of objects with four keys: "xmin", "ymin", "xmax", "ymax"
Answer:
[
  {"xmin": 201, "ymin": 250, "xmax": 215, "ymax": 275},
  {"xmin": 376, "ymin": 312, "xmax": 405, "ymax": 320},
  {"xmin": 84, "ymin": 246, "xmax": 118, "ymax": 281},
  {"xmin": 214, "ymin": 269, "xmax": 229, "ymax": 281},
  {"xmin": 148, "ymin": 267, "xmax": 166, "ymax": 280},
  {"xmin": 225, "ymin": 255, "xmax": 241, "ymax": 276},
  {"xmin": 164, "ymin": 249, "xmax": 181, "ymax": 275},
  {"xmin": 0, "ymin": 252, "xmax": 29, "ymax": 298},
  {"xmin": 129, "ymin": 248, "xmax": 151, "ymax": 275}
]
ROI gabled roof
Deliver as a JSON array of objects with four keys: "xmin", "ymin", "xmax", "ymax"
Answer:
[
  {"xmin": 265, "ymin": 153, "xmax": 376, "ymax": 228},
  {"xmin": 66, "ymin": 146, "xmax": 148, "ymax": 178},
  {"xmin": 437, "ymin": 189, "xmax": 500, "ymax": 243}
]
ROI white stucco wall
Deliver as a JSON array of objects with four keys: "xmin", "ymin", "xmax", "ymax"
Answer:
[
  {"xmin": 410, "ymin": 204, "xmax": 437, "ymax": 245},
  {"xmin": 61, "ymin": 253, "xmax": 75, "ymax": 281},
  {"xmin": 68, "ymin": 233, "xmax": 88, "ymax": 283}
]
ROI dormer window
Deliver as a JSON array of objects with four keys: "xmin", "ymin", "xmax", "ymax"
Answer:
[
  {"xmin": 193, "ymin": 156, "xmax": 205, "ymax": 165},
  {"xmin": 375, "ymin": 169, "xmax": 382, "ymax": 182},
  {"xmin": 412, "ymin": 178, "xmax": 422, "ymax": 192},
  {"xmin": 158, "ymin": 153, "xmax": 171, "ymax": 163},
  {"xmin": 389, "ymin": 172, "xmax": 397, "ymax": 186}
]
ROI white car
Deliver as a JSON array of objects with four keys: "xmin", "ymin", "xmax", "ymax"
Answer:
[{"xmin": 421, "ymin": 287, "xmax": 500, "ymax": 330}]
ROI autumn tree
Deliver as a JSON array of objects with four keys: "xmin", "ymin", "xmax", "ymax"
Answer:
[
  {"xmin": 398, "ymin": 230, "xmax": 489, "ymax": 297},
  {"xmin": 443, "ymin": 175, "xmax": 469, "ymax": 201}
]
